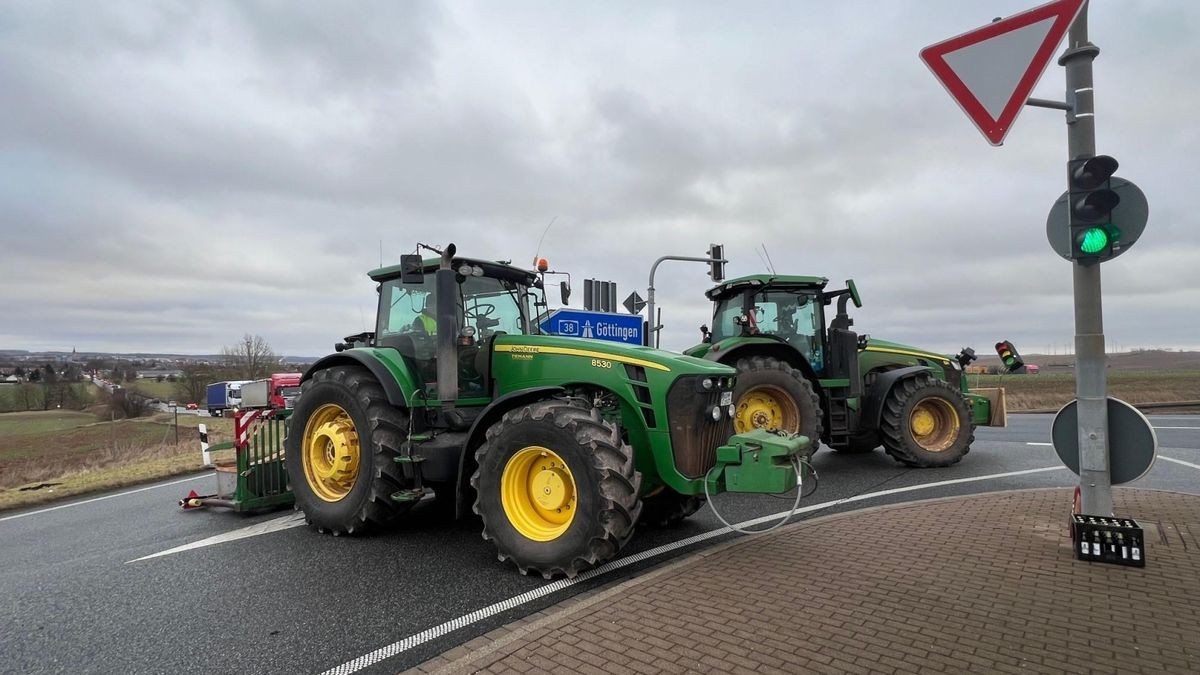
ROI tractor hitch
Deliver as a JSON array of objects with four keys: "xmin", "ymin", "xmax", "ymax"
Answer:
[{"xmin": 706, "ymin": 429, "xmax": 811, "ymax": 495}]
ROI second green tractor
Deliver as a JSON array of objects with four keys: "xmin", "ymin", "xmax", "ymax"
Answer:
[{"xmin": 684, "ymin": 274, "xmax": 1003, "ymax": 468}]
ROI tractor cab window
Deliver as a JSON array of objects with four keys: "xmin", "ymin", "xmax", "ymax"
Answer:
[
  {"xmin": 712, "ymin": 290, "xmax": 826, "ymax": 372},
  {"xmin": 460, "ymin": 276, "xmax": 529, "ymax": 338},
  {"xmin": 753, "ymin": 290, "xmax": 825, "ymax": 371},
  {"xmin": 376, "ymin": 274, "xmax": 531, "ymax": 399}
]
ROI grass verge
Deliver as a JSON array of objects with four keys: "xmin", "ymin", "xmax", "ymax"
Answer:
[
  {"xmin": 970, "ymin": 370, "xmax": 1200, "ymax": 411},
  {"xmin": 0, "ymin": 410, "xmax": 234, "ymax": 512}
]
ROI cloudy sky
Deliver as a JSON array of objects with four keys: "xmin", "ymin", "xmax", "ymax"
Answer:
[{"xmin": 1, "ymin": 1, "xmax": 1196, "ymax": 357}]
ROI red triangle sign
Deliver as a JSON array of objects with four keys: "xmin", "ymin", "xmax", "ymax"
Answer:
[{"xmin": 920, "ymin": 0, "xmax": 1084, "ymax": 146}]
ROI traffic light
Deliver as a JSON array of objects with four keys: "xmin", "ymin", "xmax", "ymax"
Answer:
[
  {"xmin": 1067, "ymin": 155, "xmax": 1121, "ymax": 263},
  {"xmin": 707, "ymin": 243, "xmax": 726, "ymax": 282},
  {"xmin": 995, "ymin": 340, "xmax": 1024, "ymax": 373}
]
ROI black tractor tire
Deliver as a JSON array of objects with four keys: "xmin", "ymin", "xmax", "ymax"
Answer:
[
  {"xmin": 472, "ymin": 399, "xmax": 642, "ymax": 579},
  {"xmin": 879, "ymin": 374, "xmax": 974, "ymax": 468},
  {"xmin": 285, "ymin": 365, "xmax": 411, "ymax": 535},
  {"xmin": 639, "ymin": 490, "xmax": 705, "ymax": 528},
  {"xmin": 838, "ymin": 430, "xmax": 880, "ymax": 454},
  {"xmin": 733, "ymin": 355, "xmax": 823, "ymax": 456}
]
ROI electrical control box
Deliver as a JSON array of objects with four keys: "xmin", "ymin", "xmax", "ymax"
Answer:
[{"xmin": 1071, "ymin": 514, "xmax": 1145, "ymax": 567}]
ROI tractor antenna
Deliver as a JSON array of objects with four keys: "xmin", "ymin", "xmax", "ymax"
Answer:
[
  {"xmin": 379, "ymin": 240, "xmax": 383, "ymax": 267},
  {"xmin": 754, "ymin": 246, "xmax": 771, "ymax": 272},
  {"xmin": 760, "ymin": 243, "xmax": 777, "ymax": 275},
  {"xmin": 532, "ymin": 216, "xmax": 557, "ymax": 264}
]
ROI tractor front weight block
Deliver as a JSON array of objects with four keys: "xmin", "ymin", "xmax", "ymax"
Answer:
[{"xmin": 707, "ymin": 429, "xmax": 810, "ymax": 494}]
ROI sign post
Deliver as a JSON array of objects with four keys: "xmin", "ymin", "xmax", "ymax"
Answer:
[{"xmin": 922, "ymin": 0, "xmax": 1153, "ymax": 515}]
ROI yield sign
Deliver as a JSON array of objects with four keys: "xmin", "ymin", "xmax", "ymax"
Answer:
[{"xmin": 920, "ymin": 0, "xmax": 1084, "ymax": 145}]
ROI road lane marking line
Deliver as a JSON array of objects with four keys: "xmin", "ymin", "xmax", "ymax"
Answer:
[
  {"xmin": 1160, "ymin": 456, "xmax": 1200, "ymax": 472},
  {"xmin": 1027, "ymin": 442, "xmax": 1053, "ymax": 446},
  {"xmin": 126, "ymin": 512, "xmax": 306, "ymax": 563},
  {"xmin": 0, "ymin": 474, "xmax": 209, "ymax": 524},
  {"xmin": 1152, "ymin": 426, "xmax": 1200, "ymax": 430},
  {"xmin": 321, "ymin": 465, "xmax": 1068, "ymax": 675}
]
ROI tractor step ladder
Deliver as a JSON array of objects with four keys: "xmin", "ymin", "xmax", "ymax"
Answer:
[
  {"xmin": 827, "ymin": 395, "xmax": 852, "ymax": 448},
  {"xmin": 180, "ymin": 409, "xmax": 295, "ymax": 512}
]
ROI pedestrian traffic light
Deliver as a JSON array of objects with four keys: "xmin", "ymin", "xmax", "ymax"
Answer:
[
  {"xmin": 995, "ymin": 340, "xmax": 1024, "ymax": 373},
  {"xmin": 707, "ymin": 243, "xmax": 726, "ymax": 282},
  {"xmin": 1067, "ymin": 155, "xmax": 1121, "ymax": 263}
]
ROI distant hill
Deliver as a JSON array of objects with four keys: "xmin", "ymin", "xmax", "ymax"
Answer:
[{"xmin": 977, "ymin": 349, "xmax": 1200, "ymax": 372}]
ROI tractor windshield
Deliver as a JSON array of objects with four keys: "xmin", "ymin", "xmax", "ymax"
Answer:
[
  {"xmin": 712, "ymin": 289, "xmax": 826, "ymax": 371},
  {"xmin": 378, "ymin": 276, "xmax": 531, "ymax": 338}
]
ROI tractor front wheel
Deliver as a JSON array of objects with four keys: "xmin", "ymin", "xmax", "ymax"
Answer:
[
  {"xmin": 879, "ymin": 374, "xmax": 974, "ymax": 468},
  {"xmin": 472, "ymin": 400, "xmax": 641, "ymax": 578},
  {"xmin": 732, "ymin": 356, "xmax": 822, "ymax": 456},
  {"xmin": 285, "ymin": 366, "xmax": 411, "ymax": 535}
]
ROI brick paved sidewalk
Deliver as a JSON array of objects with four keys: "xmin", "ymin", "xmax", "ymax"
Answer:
[{"xmin": 412, "ymin": 488, "xmax": 1200, "ymax": 674}]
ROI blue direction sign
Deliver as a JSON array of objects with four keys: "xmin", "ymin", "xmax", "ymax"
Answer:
[{"xmin": 540, "ymin": 309, "xmax": 643, "ymax": 345}]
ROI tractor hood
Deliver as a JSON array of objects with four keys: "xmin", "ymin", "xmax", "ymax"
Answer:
[
  {"xmin": 861, "ymin": 338, "xmax": 954, "ymax": 367},
  {"xmin": 494, "ymin": 334, "xmax": 733, "ymax": 376}
]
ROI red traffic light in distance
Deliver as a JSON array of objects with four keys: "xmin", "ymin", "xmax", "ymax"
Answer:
[{"xmin": 994, "ymin": 340, "xmax": 1024, "ymax": 372}]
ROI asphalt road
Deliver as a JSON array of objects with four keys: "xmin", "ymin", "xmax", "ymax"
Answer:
[{"xmin": 2, "ymin": 414, "xmax": 1198, "ymax": 675}]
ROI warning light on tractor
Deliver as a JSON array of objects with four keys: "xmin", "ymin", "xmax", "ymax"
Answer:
[
  {"xmin": 995, "ymin": 340, "xmax": 1024, "ymax": 373},
  {"xmin": 536, "ymin": 258, "xmax": 549, "ymax": 272},
  {"xmin": 1068, "ymin": 155, "xmax": 1121, "ymax": 262}
]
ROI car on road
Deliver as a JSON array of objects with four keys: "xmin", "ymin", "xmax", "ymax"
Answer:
[{"xmin": 186, "ymin": 402, "xmax": 198, "ymax": 410}]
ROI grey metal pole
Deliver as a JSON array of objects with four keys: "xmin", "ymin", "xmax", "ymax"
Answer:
[
  {"xmin": 1061, "ymin": 1, "xmax": 1112, "ymax": 515},
  {"xmin": 646, "ymin": 255, "xmax": 721, "ymax": 349}
]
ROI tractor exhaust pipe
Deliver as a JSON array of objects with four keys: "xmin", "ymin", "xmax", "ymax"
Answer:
[{"xmin": 436, "ymin": 243, "xmax": 458, "ymax": 408}]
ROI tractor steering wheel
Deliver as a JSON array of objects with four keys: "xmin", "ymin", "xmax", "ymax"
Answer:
[{"xmin": 467, "ymin": 303, "xmax": 496, "ymax": 319}]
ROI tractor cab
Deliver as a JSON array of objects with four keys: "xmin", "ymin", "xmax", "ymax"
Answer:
[
  {"xmin": 370, "ymin": 252, "xmax": 541, "ymax": 400},
  {"xmin": 704, "ymin": 275, "xmax": 833, "ymax": 374}
]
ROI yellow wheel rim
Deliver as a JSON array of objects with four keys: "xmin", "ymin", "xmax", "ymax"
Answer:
[
  {"xmin": 301, "ymin": 403, "xmax": 361, "ymax": 502},
  {"xmin": 500, "ymin": 446, "xmax": 577, "ymax": 542},
  {"xmin": 908, "ymin": 398, "xmax": 960, "ymax": 453},
  {"xmin": 734, "ymin": 385, "xmax": 800, "ymax": 434}
]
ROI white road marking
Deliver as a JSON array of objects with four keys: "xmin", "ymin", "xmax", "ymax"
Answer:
[
  {"xmin": 0, "ymin": 474, "xmax": 209, "ymax": 524},
  {"xmin": 127, "ymin": 512, "xmax": 306, "ymax": 563},
  {"xmin": 1160, "ymin": 456, "xmax": 1200, "ymax": 472},
  {"xmin": 1027, "ymin": 442, "xmax": 1053, "ymax": 446},
  {"xmin": 1152, "ymin": 426, "xmax": 1200, "ymax": 430},
  {"xmin": 321, "ymin": 465, "xmax": 1068, "ymax": 675}
]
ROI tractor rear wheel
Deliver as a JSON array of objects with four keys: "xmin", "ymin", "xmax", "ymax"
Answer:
[
  {"xmin": 879, "ymin": 374, "xmax": 974, "ymax": 468},
  {"xmin": 640, "ymin": 489, "xmax": 704, "ymax": 528},
  {"xmin": 285, "ymin": 365, "xmax": 411, "ymax": 535},
  {"xmin": 472, "ymin": 399, "xmax": 642, "ymax": 578},
  {"xmin": 732, "ymin": 356, "xmax": 822, "ymax": 456}
]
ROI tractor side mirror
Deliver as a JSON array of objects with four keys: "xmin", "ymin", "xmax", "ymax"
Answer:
[
  {"xmin": 846, "ymin": 279, "xmax": 862, "ymax": 308},
  {"xmin": 560, "ymin": 281, "xmax": 571, "ymax": 305},
  {"xmin": 400, "ymin": 255, "xmax": 424, "ymax": 284}
]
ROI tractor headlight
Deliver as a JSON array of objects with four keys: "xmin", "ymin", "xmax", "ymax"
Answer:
[
  {"xmin": 701, "ymin": 377, "xmax": 715, "ymax": 390},
  {"xmin": 710, "ymin": 405, "xmax": 722, "ymax": 422},
  {"xmin": 727, "ymin": 404, "xmax": 735, "ymax": 418}
]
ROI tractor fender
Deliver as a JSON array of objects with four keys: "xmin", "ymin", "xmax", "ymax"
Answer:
[
  {"xmin": 453, "ymin": 385, "xmax": 566, "ymax": 519},
  {"xmin": 706, "ymin": 341, "xmax": 822, "ymax": 389},
  {"xmin": 302, "ymin": 351, "xmax": 413, "ymax": 408},
  {"xmin": 860, "ymin": 366, "xmax": 931, "ymax": 431}
]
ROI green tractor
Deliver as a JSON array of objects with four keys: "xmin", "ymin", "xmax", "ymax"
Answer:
[
  {"xmin": 684, "ymin": 274, "xmax": 1003, "ymax": 468},
  {"xmin": 285, "ymin": 245, "xmax": 808, "ymax": 578}
]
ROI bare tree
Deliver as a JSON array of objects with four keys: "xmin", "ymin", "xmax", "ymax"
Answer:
[
  {"xmin": 175, "ymin": 363, "xmax": 212, "ymax": 404},
  {"xmin": 221, "ymin": 334, "xmax": 278, "ymax": 380}
]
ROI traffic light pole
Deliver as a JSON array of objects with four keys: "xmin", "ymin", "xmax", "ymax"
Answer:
[
  {"xmin": 646, "ymin": 255, "xmax": 722, "ymax": 348},
  {"xmin": 1061, "ymin": 2, "xmax": 1112, "ymax": 515}
]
